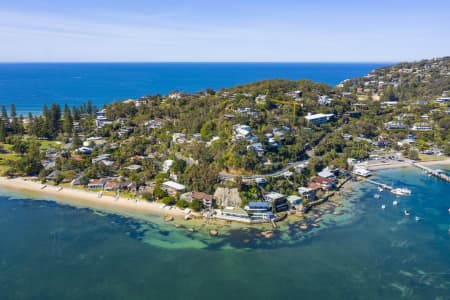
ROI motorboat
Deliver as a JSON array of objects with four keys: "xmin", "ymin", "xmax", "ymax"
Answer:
[
  {"xmin": 393, "ymin": 200, "xmax": 398, "ymax": 206},
  {"xmin": 374, "ymin": 194, "xmax": 381, "ymax": 199},
  {"xmin": 381, "ymin": 204, "xmax": 386, "ymax": 209},
  {"xmin": 378, "ymin": 186, "xmax": 384, "ymax": 192},
  {"xmin": 404, "ymin": 210, "xmax": 410, "ymax": 216},
  {"xmin": 414, "ymin": 216, "xmax": 420, "ymax": 222},
  {"xmin": 392, "ymin": 188, "xmax": 412, "ymax": 196}
]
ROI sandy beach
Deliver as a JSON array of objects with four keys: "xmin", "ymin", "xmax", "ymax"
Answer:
[
  {"xmin": 0, "ymin": 158, "xmax": 448, "ymax": 223},
  {"xmin": 0, "ymin": 177, "xmax": 185, "ymax": 218},
  {"xmin": 361, "ymin": 158, "xmax": 450, "ymax": 170}
]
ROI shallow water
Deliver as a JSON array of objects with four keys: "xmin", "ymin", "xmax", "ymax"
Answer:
[{"xmin": 0, "ymin": 167, "xmax": 449, "ymax": 300}]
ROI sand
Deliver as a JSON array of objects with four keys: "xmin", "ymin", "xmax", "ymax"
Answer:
[
  {"xmin": 0, "ymin": 177, "xmax": 185, "ymax": 218},
  {"xmin": 362, "ymin": 158, "xmax": 450, "ymax": 170}
]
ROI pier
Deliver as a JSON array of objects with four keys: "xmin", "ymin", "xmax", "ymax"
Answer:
[
  {"xmin": 409, "ymin": 161, "xmax": 450, "ymax": 183},
  {"xmin": 363, "ymin": 179, "xmax": 393, "ymax": 191}
]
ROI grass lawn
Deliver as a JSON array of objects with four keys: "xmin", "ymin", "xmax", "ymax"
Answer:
[{"xmin": 418, "ymin": 154, "xmax": 448, "ymax": 162}]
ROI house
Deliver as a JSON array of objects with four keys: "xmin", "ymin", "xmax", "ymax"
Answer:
[
  {"xmin": 352, "ymin": 167, "xmax": 372, "ymax": 177},
  {"xmin": 92, "ymin": 154, "xmax": 112, "ymax": 164},
  {"xmin": 87, "ymin": 179, "xmax": 106, "ymax": 189},
  {"xmin": 162, "ymin": 160, "xmax": 174, "ymax": 173},
  {"xmin": 104, "ymin": 181, "xmax": 121, "ymax": 191},
  {"xmin": 124, "ymin": 164, "xmax": 142, "ymax": 171},
  {"xmin": 435, "ymin": 97, "xmax": 450, "ymax": 104},
  {"xmin": 100, "ymin": 160, "xmax": 115, "ymax": 167},
  {"xmin": 181, "ymin": 191, "xmax": 215, "ymax": 208},
  {"xmin": 304, "ymin": 113, "xmax": 335, "ymax": 125},
  {"xmin": 298, "ymin": 187, "xmax": 316, "ymax": 201},
  {"xmin": 381, "ymin": 101, "xmax": 398, "ymax": 108},
  {"xmin": 264, "ymin": 192, "xmax": 288, "ymax": 212},
  {"xmin": 411, "ymin": 123, "xmax": 432, "ymax": 131},
  {"xmin": 168, "ymin": 92, "xmax": 181, "ymax": 99},
  {"xmin": 286, "ymin": 195, "xmax": 302, "ymax": 206},
  {"xmin": 245, "ymin": 201, "xmax": 272, "ymax": 213},
  {"xmin": 311, "ymin": 177, "xmax": 335, "ymax": 190},
  {"xmin": 307, "ymin": 182, "xmax": 322, "ymax": 192},
  {"xmin": 234, "ymin": 124, "xmax": 252, "ymax": 137},
  {"xmin": 77, "ymin": 147, "xmax": 93, "ymax": 154},
  {"xmin": 318, "ymin": 167, "xmax": 337, "ymax": 182},
  {"xmin": 145, "ymin": 119, "xmax": 164, "ymax": 129},
  {"xmin": 95, "ymin": 109, "xmax": 113, "ymax": 128},
  {"xmin": 172, "ymin": 133, "xmax": 187, "ymax": 144},
  {"xmin": 318, "ymin": 95, "xmax": 333, "ymax": 105},
  {"xmin": 135, "ymin": 98, "xmax": 148, "ymax": 107},
  {"xmin": 162, "ymin": 181, "xmax": 186, "ymax": 195},
  {"xmin": 244, "ymin": 202, "xmax": 274, "ymax": 221},
  {"xmin": 385, "ymin": 121, "xmax": 406, "ymax": 130},
  {"xmin": 344, "ymin": 111, "xmax": 361, "ymax": 118},
  {"xmin": 247, "ymin": 143, "xmax": 265, "ymax": 157}
]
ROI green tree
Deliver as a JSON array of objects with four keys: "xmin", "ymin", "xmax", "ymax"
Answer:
[
  {"xmin": 189, "ymin": 199, "xmax": 204, "ymax": 212},
  {"xmin": 63, "ymin": 104, "xmax": 73, "ymax": 135}
]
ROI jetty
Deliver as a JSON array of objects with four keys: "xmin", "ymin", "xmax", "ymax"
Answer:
[
  {"xmin": 410, "ymin": 161, "xmax": 450, "ymax": 183},
  {"xmin": 364, "ymin": 178, "xmax": 393, "ymax": 191},
  {"xmin": 362, "ymin": 178, "xmax": 411, "ymax": 196}
]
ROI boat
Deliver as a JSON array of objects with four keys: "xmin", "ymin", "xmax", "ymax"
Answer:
[
  {"xmin": 391, "ymin": 188, "xmax": 412, "ymax": 196},
  {"xmin": 381, "ymin": 204, "xmax": 386, "ymax": 209},
  {"xmin": 374, "ymin": 194, "xmax": 381, "ymax": 199},
  {"xmin": 404, "ymin": 210, "xmax": 410, "ymax": 216},
  {"xmin": 414, "ymin": 216, "xmax": 420, "ymax": 222},
  {"xmin": 378, "ymin": 186, "xmax": 384, "ymax": 192},
  {"xmin": 392, "ymin": 200, "xmax": 398, "ymax": 206}
]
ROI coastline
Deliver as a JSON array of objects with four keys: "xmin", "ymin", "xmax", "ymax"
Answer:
[
  {"xmin": 0, "ymin": 157, "xmax": 448, "ymax": 228},
  {"xmin": 0, "ymin": 177, "xmax": 185, "ymax": 219}
]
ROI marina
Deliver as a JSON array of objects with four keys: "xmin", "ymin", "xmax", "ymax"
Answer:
[
  {"xmin": 362, "ymin": 178, "xmax": 412, "ymax": 197},
  {"xmin": 410, "ymin": 161, "xmax": 450, "ymax": 183}
]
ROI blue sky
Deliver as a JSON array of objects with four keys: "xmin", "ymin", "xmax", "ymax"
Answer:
[{"xmin": 0, "ymin": 0, "xmax": 449, "ymax": 62}]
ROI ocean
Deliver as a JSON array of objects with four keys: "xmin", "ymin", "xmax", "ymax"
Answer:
[
  {"xmin": 0, "ymin": 166, "xmax": 449, "ymax": 300},
  {"xmin": 0, "ymin": 62, "xmax": 386, "ymax": 115}
]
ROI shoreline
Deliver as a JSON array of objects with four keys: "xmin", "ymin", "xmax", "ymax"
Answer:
[
  {"xmin": 0, "ymin": 177, "xmax": 185, "ymax": 219},
  {"xmin": 361, "ymin": 158, "xmax": 450, "ymax": 171},
  {"xmin": 0, "ymin": 158, "xmax": 447, "ymax": 228}
]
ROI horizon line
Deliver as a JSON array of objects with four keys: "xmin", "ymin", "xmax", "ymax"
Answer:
[{"xmin": 0, "ymin": 60, "xmax": 397, "ymax": 64}]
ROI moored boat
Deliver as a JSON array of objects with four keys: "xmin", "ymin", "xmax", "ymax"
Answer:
[{"xmin": 391, "ymin": 188, "xmax": 411, "ymax": 196}]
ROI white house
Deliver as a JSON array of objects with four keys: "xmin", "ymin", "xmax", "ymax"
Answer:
[{"xmin": 304, "ymin": 113, "xmax": 335, "ymax": 125}]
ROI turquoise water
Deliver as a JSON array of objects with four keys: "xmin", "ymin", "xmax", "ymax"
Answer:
[
  {"xmin": 0, "ymin": 62, "xmax": 386, "ymax": 114},
  {"xmin": 0, "ymin": 167, "xmax": 449, "ymax": 300}
]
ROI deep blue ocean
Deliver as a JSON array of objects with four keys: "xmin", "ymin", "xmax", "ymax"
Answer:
[{"xmin": 0, "ymin": 62, "xmax": 386, "ymax": 114}]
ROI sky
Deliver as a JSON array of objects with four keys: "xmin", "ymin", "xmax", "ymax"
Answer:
[{"xmin": 0, "ymin": 0, "xmax": 449, "ymax": 62}]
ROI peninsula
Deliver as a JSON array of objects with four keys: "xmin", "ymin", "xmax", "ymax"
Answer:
[{"xmin": 0, "ymin": 57, "xmax": 449, "ymax": 228}]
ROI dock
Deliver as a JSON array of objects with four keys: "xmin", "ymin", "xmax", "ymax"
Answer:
[
  {"xmin": 410, "ymin": 161, "xmax": 450, "ymax": 183},
  {"xmin": 363, "ymin": 178, "xmax": 393, "ymax": 191}
]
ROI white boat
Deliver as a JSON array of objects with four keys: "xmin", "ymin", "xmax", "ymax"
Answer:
[
  {"xmin": 404, "ymin": 210, "xmax": 410, "ymax": 216},
  {"xmin": 391, "ymin": 188, "xmax": 411, "ymax": 196},
  {"xmin": 381, "ymin": 204, "xmax": 386, "ymax": 209},
  {"xmin": 392, "ymin": 200, "xmax": 398, "ymax": 206},
  {"xmin": 378, "ymin": 186, "xmax": 384, "ymax": 192},
  {"xmin": 374, "ymin": 194, "xmax": 381, "ymax": 199},
  {"xmin": 414, "ymin": 216, "xmax": 420, "ymax": 222}
]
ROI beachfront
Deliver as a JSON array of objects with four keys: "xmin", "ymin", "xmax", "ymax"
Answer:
[{"xmin": 0, "ymin": 177, "xmax": 185, "ymax": 219}]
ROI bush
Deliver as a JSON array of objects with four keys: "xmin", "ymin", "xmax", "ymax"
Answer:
[
  {"xmin": 153, "ymin": 185, "xmax": 168, "ymax": 199},
  {"xmin": 189, "ymin": 199, "xmax": 204, "ymax": 212},
  {"xmin": 161, "ymin": 196, "xmax": 176, "ymax": 206},
  {"xmin": 142, "ymin": 192, "xmax": 154, "ymax": 201},
  {"xmin": 176, "ymin": 199, "xmax": 189, "ymax": 209}
]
